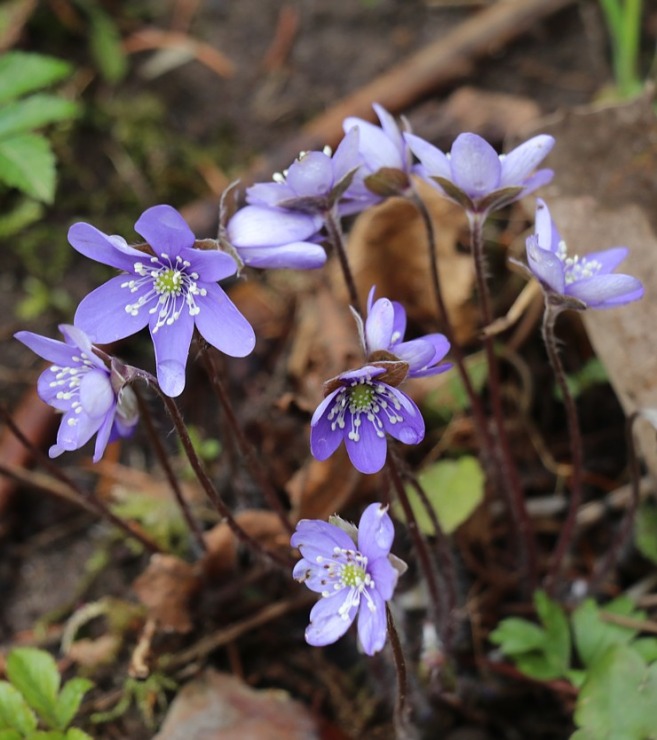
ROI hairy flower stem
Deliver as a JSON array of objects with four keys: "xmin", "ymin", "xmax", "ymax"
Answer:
[
  {"xmin": 0, "ymin": 406, "xmax": 161, "ymax": 554},
  {"xmin": 132, "ymin": 385, "xmax": 208, "ymax": 554},
  {"xmin": 469, "ymin": 211, "xmax": 537, "ymax": 588},
  {"xmin": 387, "ymin": 453, "xmax": 445, "ymax": 627},
  {"xmin": 590, "ymin": 412, "xmax": 641, "ymax": 591},
  {"xmin": 410, "ymin": 190, "xmax": 497, "ymax": 474},
  {"xmin": 406, "ymin": 472, "xmax": 459, "ymax": 652},
  {"xmin": 199, "ymin": 344, "xmax": 294, "ymax": 537},
  {"xmin": 386, "ymin": 604, "xmax": 410, "ymax": 734},
  {"xmin": 324, "ymin": 206, "xmax": 362, "ymax": 316},
  {"xmin": 142, "ymin": 375, "xmax": 291, "ymax": 568},
  {"xmin": 542, "ymin": 302, "xmax": 584, "ymax": 593}
]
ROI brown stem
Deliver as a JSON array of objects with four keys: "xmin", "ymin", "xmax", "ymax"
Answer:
[
  {"xmin": 132, "ymin": 385, "xmax": 208, "ymax": 553},
  {"xmin": 0, "ymin": 406, "xmax": 162, "ymax": 554},
  {"xmin": 542, "ymin": 302, "xmax": 584, "ymax": 593},
  {"xmin": 386, "ymin": 604, "xmax": 409, "ymax": 733},
  {"xmin": 589, "ymin": 412, "xmax": 642, "ymax": 591},
  {"xmin": 199, "ymin": 345, "xmax": 294, "ymax": 536},
  {"xmin": 469, "ymin": 211, "xmax": 537, "ymax": 589},
  {"xmin": 324, "ymin": 205, "xmax": 362, "ymax": 316},
  {"xmin": 143, "ymin": 376, "xmax": 291, "ymax": 568}
]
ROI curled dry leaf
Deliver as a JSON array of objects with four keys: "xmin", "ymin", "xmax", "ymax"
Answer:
[
  {"xmin": 154, "ymin": 669, "xmax": 320, "ymax": 740},
  {"xmin": 202, "ymin": 509, "xmax": 289, "ymax": 578},
  {"xmin": 338, "ymin": 179, "xmax": 476, "ymax": 343},
  {"xmin": 132, "ymin": 554, "xmax": 201, "ymax": 634}
]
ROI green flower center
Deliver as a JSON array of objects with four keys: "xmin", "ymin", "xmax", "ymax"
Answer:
[
  {"xmin": 341, "ymin": 563, "xmax": 366, "ymax": 587},
  {"xmin": 154, "ymin": 268, "xmax": 183, "ymax": 295},
  {"xmin": 350, "ymin": 384, "xmax": 375, "ymax": 411}
]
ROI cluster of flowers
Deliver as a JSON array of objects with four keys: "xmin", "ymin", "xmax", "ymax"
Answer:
[{"xmin": 15, "ymin": 103, "xmax": 644, "ymax": 655}]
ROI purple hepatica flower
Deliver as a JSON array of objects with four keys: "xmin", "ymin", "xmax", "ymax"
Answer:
[
  {"xmin": 291, "ymin": 503, "xmax": 402, "ymax": 655},
  {"xmin": 245, "ymin": 128, "xmax": 365, "ymax": 217},
  {"xmin": 14, "ymin": 325, "xmax": 138, "ymax": 462},
  {"xmin": 311, "ymin": 365, "xmax": 425, "ymax": 474},
  {"xmin": 404, "ymin": 131, "xmax": 555, "ymax": 215},
  {"xmin": 358, "ymin": 287, "xmax": 452, "ymax": 378},
  {"xmin": 226, "ymin": 205, "xmax": 327, "ymax": 270},
  {"xmin": 70, "ymin": 204, "xmax": 255, "ymax": 398},
  {"xmin": 342, "ymin": 103, "xmax": 413, "ymax": 204},
  {"xmin": 526, "ymin": 198, "xmax": 644, "ymax": 310}
]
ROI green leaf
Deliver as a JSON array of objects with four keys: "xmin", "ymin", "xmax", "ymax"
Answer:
[
  {"xmin": 534, "ymin": 591, "xmax": 571, "ymax": 676},
  {"xmin": 6, "ymin": 648, "xmax": 61, "ymax": 729},
  {"xmin": 0, "ymin": 730, "xmax": 21, "ymax": 740},
  {"xmin": 556, "ymin": 358, "xmax": 608, "ymax": 401},
  {"xmin": 635, "ymin": 502, "xmax": 657, "ymax": 566},
  {"xmin": 0, "ymin": 197, "xmax": 44, "ymax": 237},
  {"xmin": 396, "ymin": 456, "xmax": 484, "ymax": 535},
  {"xmin": 573, "ymin": 596, "xmax": 642, "ymax": 668},
  {"xmin": 0, "ymin": 133, "xmax": 56, "ymax": 202},
  {"xmin": 0, "ymin": 94, "xmax": 79, "ymax": 139},
  {"xmin": 0, "ymin": 681, "xmax": 37, "ymax": 733},
  {"xmin": 573, "ymin": 646, "xmax": 657, "ymax": 739},
  {"xmin": 423, "ymin": 352, "xmax": 487, "ymax": 417},
  {"xmin": 489, "ymin": 618, "xmax": 547, "ymax": 655},
  {"xmin": 55, "ymin": 679, "xmax": 93, "ymax": 730},
  {"xmin": 86, "ymin": 7, "xmax": 128, "ymax": 84},
  {"xmin": 632, "ymin": 637, "xmax": 657, "ymax": 664},
  {"xmin": 0, "ymin": 53, "xmax": 73, "ymax": 105},
  {"xmin": 65, "ymin": 730, "xmax": 93, "ymax": 740}
]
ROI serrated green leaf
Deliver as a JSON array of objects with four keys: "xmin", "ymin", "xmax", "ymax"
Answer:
[
  {"xmin": 635, "ymin": 502, "xmax": 657, "ymax": 566},
  {"xmin": 0, "ymin": 94, "xmax": 79, "ymax": 139},
  {"xmin": 489, "ymin": 617, "xmax": 547, "ymax": 655},
  {"xmin": 534, "ymin": 591, "xmax": 571, "ymax": 677},
  {"xmin": 573, "ymin": 597, "xmax": 642, "ymax": 668},
  {"xmin": 65, "ymin": 730, "xmax": 93, "ymax": 740},
  {"xmin": 55, "ymin": 679, "xmax": 93, "ymax": 730},
  {"xmin": 0, "ymin": 53, "xmax": 73, "ymax": 105},
  {"xmin": 574, "ymin": 646, "xmax": 657, "ymax": 739},
  {"xmin": 397, "ymin": 456, "xmax": 484, "ymax": 535},
  {"xmin": 0, "ymin": 133, "xmax": 56, "ymax": 202},
  {"xmin": 0, "ymin": 681, "xmax": 37, "ymax": 733},
  {"xmin": 632, "ymin": 637, "xmax": 657, "ymax": 664},
  {"xmin": 6, "ymin": 648, "xmax": 61, "ymax": 729},
  {"xmin": 86, "ymin": 7, "xmax": 128, "ymax": 84}
]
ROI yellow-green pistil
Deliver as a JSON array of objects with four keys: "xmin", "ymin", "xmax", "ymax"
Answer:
[{"xmin": 341, "ymin": 562, "xmax": 367, "ymax": 588}]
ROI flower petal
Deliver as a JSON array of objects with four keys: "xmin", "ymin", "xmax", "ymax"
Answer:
[
  {"xmin": 500, "ymin": 135, "xmax": 555, "ymax": 187},
  {"xmin": 582, "ymin": 247, "xmax": 628, "ymax": 275},
  {"xmin": 450, "ymin": 133, "xmax": 502, "ymax": 199},
  {"xmin": 404, "ymin": 133, "xmax": 451, "ymax": 179},
  {"xmin": 194, "ymin": 283, "xmax": 256, "ymax": 358},
  {"xmin": 390, "ymin": 301, "xmax": 407, "ymax": 344},
  {"xmin": 134, "ymin": 204, "xmax": 195, "ymax": 257},
  {"xmin": 343, "ymin": 118, "xmax": 404, "ymax": 172},
  {"xmin": 526, "ymin": 236, "xmax": 566, "ymax": 294},
  {"xmin": 345, "ymin": 416, "xmax": 388, "ymax": 474},
  {"xmin": 68, "ymin": 223, "xmax": 144, "ymax": 271},
  {"xmin": 291, "ymin": 519, "xmax": 355, "ymax": 557},
  {"xmin": 93, "ymin": 411, "xmax": 116, "ymax": 463},
  {"xmin": 286, "ymin": 151, "xmax": 334, "ymax": 196},
  {"xmin": 237, "ymin": 242, "xmax": 327, "ymax": 270},
  {"xmin": 393, "ymin": 338, "xmax": 438, "ymax": 373},
  {"xmin": 52, "ymin": 408, "xmax": 103, "ymax": 456},
  {"xmin": 382, "ymin": 387, "xmax": 425, "ymax": 445},
  {"xmin": 227, "ymin": 205, "xmax": 322, "ymax": 247},
  {"xmin": 568, "ymin": 274, "xmax": 644, "ymax": 308},
  {"xmin": 357, "ymin": 588, "xmax": 387, "ymax": 655},
  {"xmin": 79, "ymin": 369, "xmax": 114, "ymax": 418},
  {"xmin": 246, "ymin": 181, "xmax": 295, "ymax": 207},
  {"xmin": 332, "ymin": 126, "xmax": 362, "ymax": 184},
  {"xmin": 357, "ymin": 503, "xmax": 394, "ymax": 560},
  {"xmin": 365, "ymin": 297, "xmax": 395, "ymax": 352},
  {"xmin": 368, "ymin": 557, "xmax": 399, "ymax": 601},
  {"xmin": 14, "ymin": 331, "xmax": 75, "ymax": 366},
  {"xmin": 310, "ymin": 390, "xmax": 344, "ymax": 461},
  {"xmin": 534, "ymin": 198, "xmax": 558, "ymax": 253},
  {"xmin": 305, "ymin": 591, "xmax": 357, "ymax": 647},
  {"xmin": 180, "ymin": 246, "xmax": 238, "ymax": 282},
  {"xmin": 150, "ymin": 311, "xmax": 195, "ymax": 397},
  {"xmin": 74, "ymin": 277, "xmax": 150, "ymax": 343}
]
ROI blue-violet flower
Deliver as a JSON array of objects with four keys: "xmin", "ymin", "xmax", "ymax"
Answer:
[
  {"xmin": 14, "ymin": 324, "xmax": 138, "ymax": 461},
  {"xmin": 526, "ymin": 198, "xmax": 644, "ymax": 309},
  {"xmin": 291, "ymin": 503, "xmax": 401, "ymax": 655},
  {"xmin": 246, "ymin": 128, "xmax": 365, "ymax": 216},
  {"xmin": 310, "ymin": 365, "xmax": 425, "ymax": 474},
  {"xmin": 226, "ymin": 205, "xmax": 327, "ymax": 270},
  {"xmin": 357, "ymin": 287, "xmax": 452, "ymax": 378},
  {"xmin": 404, "ymin": 130, "xmax": 554, "ymax": 215},
  {"xmin": 70, "ymin": 204, "xmax": 256, "ymax": 397}
]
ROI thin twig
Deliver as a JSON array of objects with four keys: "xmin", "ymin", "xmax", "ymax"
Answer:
[
  {"xmin": 386, "ymin": 605, "xmax": 409, "ymax": 734},
  {"xmin": 324, "ymin": 205, "xmax": 362, "ymax": 316}
]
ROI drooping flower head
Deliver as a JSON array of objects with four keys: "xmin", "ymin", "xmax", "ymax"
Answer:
[
  {"xmin": 356, "ymin": 287, "xmax": 452, "ymax": 378},
  {"xmin": 342, "ymin": 103, "xmax": 413, "ymax": 205},
  {"xmin": 245, "ymin": 128, "xmax": 365, "ymax": 216},
  {"xmin": 310, "ymin": 365, "xmax": 425, "ymax": 474},
  {"xmin": 526, "ymin": 199, "xmax": 644, "ymax": 310},
  {"xmin": 14, "ymin": 325, "xmax": 138, "ymax": 462},
  {"xmin": 226, "ymin": 205, "xmax": 327, "ymax": 270},
  {"xmin": 404, "ymin": 131, "xmax": 555, "ymax": 216},
  {"xmin": 291, "ymin": 503, "xmax": 403, "ymax": 655},
  {"xmin": 70, "ymin": 205, "xmax": 256, "ymax": 397}
]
